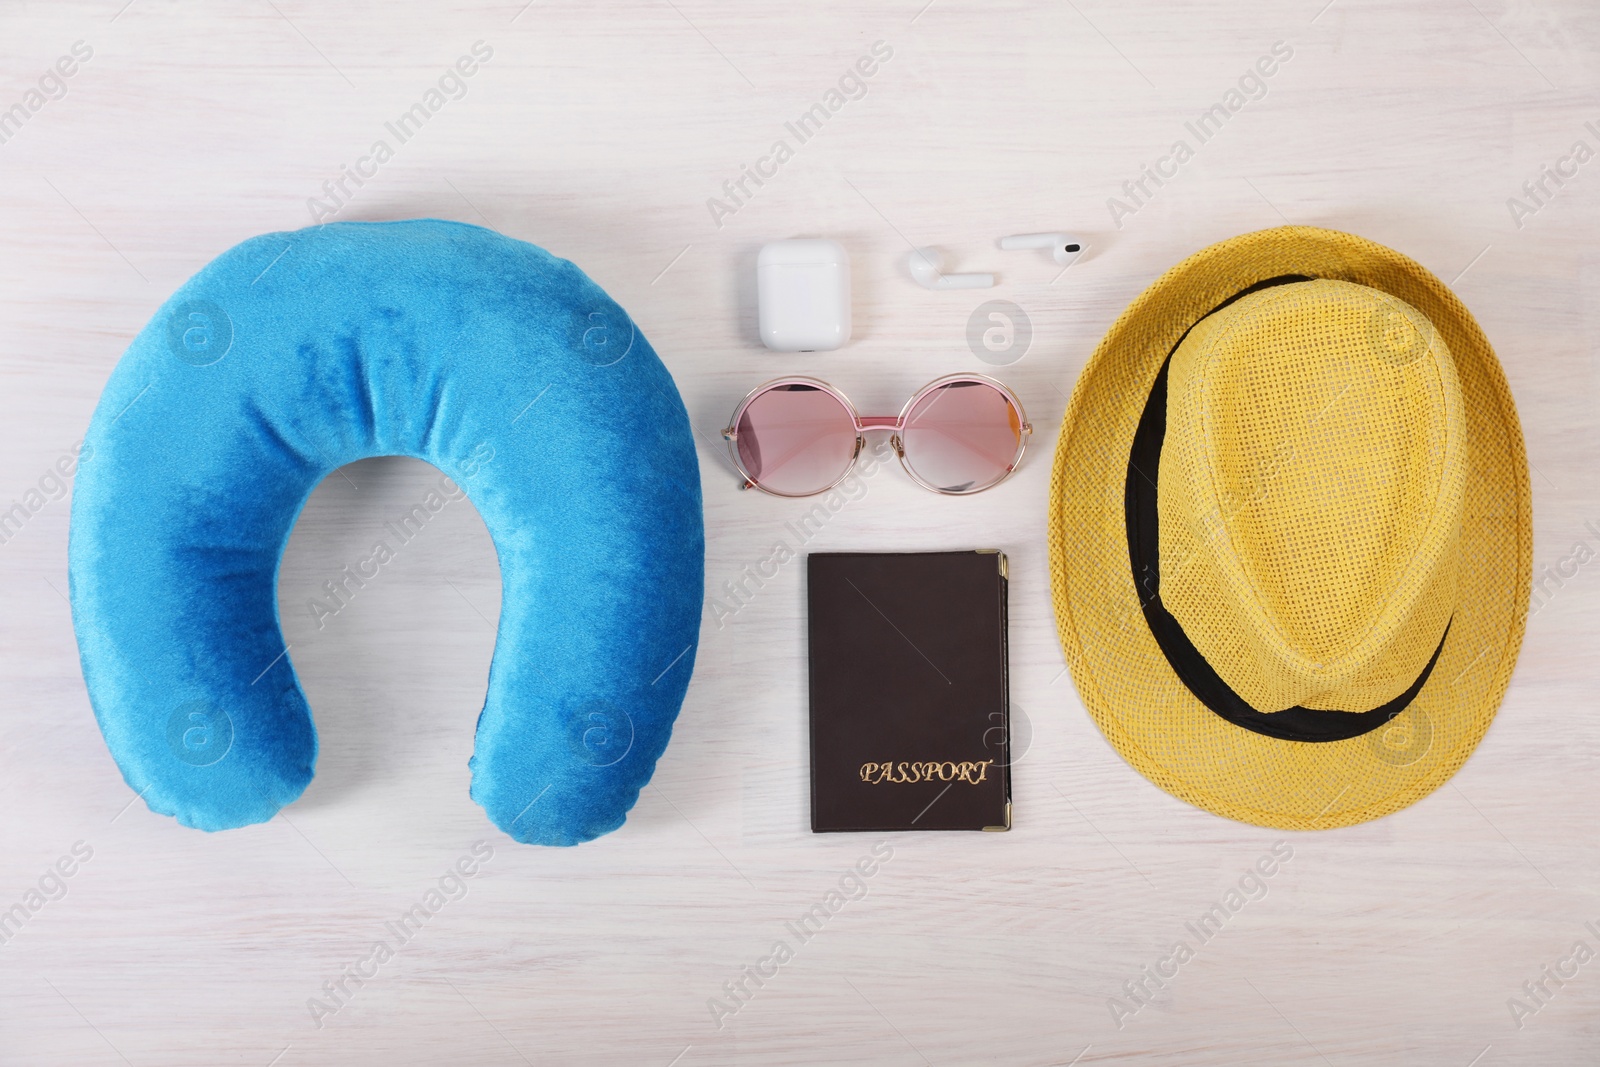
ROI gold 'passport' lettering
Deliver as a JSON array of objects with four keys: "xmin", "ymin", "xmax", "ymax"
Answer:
[{"xmin": 858, "ymin": 760, "xmax": 994, "ymax": 785}]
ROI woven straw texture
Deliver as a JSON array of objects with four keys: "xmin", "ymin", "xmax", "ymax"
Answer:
[
  {"xmin": 1160, "ymin": 279, "xmax": 1465, "ymax": 714},
  {"xmin": 1048, "ymin": 227, "xmax": 1530, "ymax": 830}
]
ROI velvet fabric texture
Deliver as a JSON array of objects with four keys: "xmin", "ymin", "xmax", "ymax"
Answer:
[{"xmin": 69, "ymin": 219, "xmax": 704, "ymax": 846}]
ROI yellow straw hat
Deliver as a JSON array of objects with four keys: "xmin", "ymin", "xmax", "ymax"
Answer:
[{"xmin": 1048, "ymin": 226, "xmax": 1530, "ymax": 830}]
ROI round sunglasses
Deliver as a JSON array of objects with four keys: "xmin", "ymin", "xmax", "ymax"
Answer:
[{"xmin": 722, "ymin": 374, "xmax": 1032, "ymax": 497}]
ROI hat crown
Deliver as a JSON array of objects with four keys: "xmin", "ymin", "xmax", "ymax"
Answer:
[{"xmin": 1159, "ymin": 279, "xmax": 1467, "ymax": 713}]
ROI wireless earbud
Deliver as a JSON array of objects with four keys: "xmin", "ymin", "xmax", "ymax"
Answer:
[
  {"xmin": 999, "ymin": 232, "xmax": 1084, "ymax": 266},
  {"xmin": 908, "ymin": 247, "xmax": 995, "ymax": 290}
]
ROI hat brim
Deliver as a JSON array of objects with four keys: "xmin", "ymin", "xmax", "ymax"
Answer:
[{"xmin": 1048, "ymin": 226, "xmax": 1531, "ymax": 830}]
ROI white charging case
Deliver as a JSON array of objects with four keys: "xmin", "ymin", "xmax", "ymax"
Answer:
[{"xmin": 757, "ymin": 239, "xmax": 851, "ymax": 352}]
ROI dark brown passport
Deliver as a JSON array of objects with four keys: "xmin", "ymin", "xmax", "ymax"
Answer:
[{"xmin": 807, "ymin": 551, "xmax": 1011, "ymax": 833}]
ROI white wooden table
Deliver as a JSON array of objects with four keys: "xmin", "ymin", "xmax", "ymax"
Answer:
[{"xmin": 2, "ymin": 1, "xmax": 1597, "ymax": 1063}]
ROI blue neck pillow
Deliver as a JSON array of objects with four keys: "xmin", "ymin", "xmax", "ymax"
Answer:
[{"xmin": 68, "ymin": 219, "xmax": 704, "ymax": 846}]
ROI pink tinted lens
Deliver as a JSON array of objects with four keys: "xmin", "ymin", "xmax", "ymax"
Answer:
[
  {"xmin": 900, "ymin": 381, "xmax": 1023, "ymax": 493},
  {"xmin": 735, "ymin": 384, "xmax": 858, "ymax": 496}
]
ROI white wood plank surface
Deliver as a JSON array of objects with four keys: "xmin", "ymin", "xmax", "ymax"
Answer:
[{"xmin": 2, "ymin": 1, "xmax": 1598, "ymax": 1063}]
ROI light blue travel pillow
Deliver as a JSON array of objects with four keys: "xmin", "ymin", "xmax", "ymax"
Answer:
[{"xmin": 68, "ymin": 219, "xmax": 704, "ymax": 846}]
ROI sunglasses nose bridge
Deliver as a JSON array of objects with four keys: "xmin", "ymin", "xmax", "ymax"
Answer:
[{"xmin": 853, "ymin": 419, "xmax": 904, "ymax": 457}]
